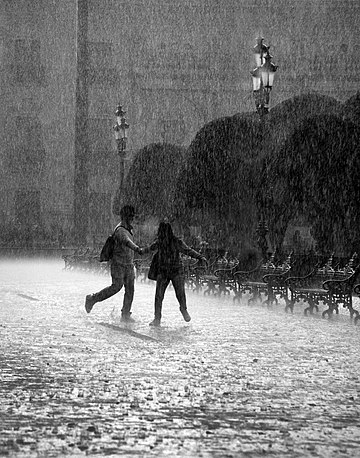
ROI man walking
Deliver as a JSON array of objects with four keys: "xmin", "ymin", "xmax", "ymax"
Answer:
[{"xmin": 85, "ymin": 205, "xmax": 143, "ymax": 322}]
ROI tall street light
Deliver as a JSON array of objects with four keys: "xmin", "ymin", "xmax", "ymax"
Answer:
[
  {"xmin": 251, "ymin": 38, "xmax": 278, "ymax": 259},
  {"xmin": 251, "ymin": 37, "xmax": 278, "ymax": 117},
  {"xmin": 112, "ymin": 104, "xmax": 129, "ymax": 215}
]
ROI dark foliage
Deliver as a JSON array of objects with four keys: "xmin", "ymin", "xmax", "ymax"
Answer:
[
  {"xmin": 268, "ymin": 113, "xmax": 360, "ymax": 253},
  {"xmin": 121, "ymin": 143, "xmax": 186, "ymax": 220},
  {"xmin": 269, "ymin": 92, "xmax": 343, "ymax": 123},
  {"xmin": 119, "ymin": 92, "xmax": 360, "ymax": 255},
  {"xmin": 343, "ymin": 92, "xmax": 360, "ymax": 125},
  {"xmin": 266, "ymin": 92, "xmax": 344, "ymax": 157},
  {"xmin": 174, "ymin": 112, "xmax": 266, "ymax": 245}
]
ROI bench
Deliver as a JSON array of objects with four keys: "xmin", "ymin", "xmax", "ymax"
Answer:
[
  {"xmin": 134, "ymin": 255, "xmax": 205, "ymax": 287},
  {"xmin": 352, "ymin": 284, "xmax": 360, "ymax": 325},
  {"xmin": 262, "ymin": 252, "xmax": 334, "ymax": 312},
  {"xmin": 62, "ymin": 247, "xmax": 84, "ymax": 270},
  {"xmin": 233, "ymin": 253, "xmax": 292, "ymax": 305},
  {"xmin": 285, "ymin": 253, "xmax": 359, "ymax": 317},
  {"xmin": 183, "ymin": 257, "xmax": 202, "ymax": 290},
  {"xmin": 321, "ymin": 267, "xmax": 360, "ymax": 318},
  {"xmin": 187, "ymin": 256, "xmax": 234, "ymax": 294},
  {"xmin": 262, "ymin": 263, "xmax": 296, "ymax": 307},
  {"xmin": 62, "ymin": 247, "xmax": 95, "ymax": 271},
  {"xmin": 201, "ymin": 260, "xmax": 239, "ymax": 296}
]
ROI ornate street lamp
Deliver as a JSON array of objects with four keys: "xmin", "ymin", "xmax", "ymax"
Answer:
[
  {"xmin": 251, "ymin": 38, "xmax": 278, "ymax": 259},
  {"xmin": 253, "ymin": 36, "xmax": 269, "ymax": 67},
  {"xmin": 251, "ymin": 38, "xmax": 278, "ymax": 117},
  {"xmin": 114, "ymin": 104, "xmax": 129, "ymax": 157},
  {"xmin": 260, "ymin": 52, "xmax": 278, "ymax": 89},
  {"xmin": 112, "ymin": 104, "xmax": 129, "ymax": 215}
]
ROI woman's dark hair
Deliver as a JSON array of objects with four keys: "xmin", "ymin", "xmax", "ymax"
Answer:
[
  {"xmin": 157, "ymin": 222, "xmax": 174, "ymax": 241},
  {"xmin": 157, "ymin": 222, "xmax": 178, "ymax": 263}
]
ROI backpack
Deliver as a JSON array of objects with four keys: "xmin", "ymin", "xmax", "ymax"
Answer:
[
  {"xmin": 99, "ymin": 234, "xmax": 115, "ymax": 262},
  {"xmin": 99, "ymin": 224, "xmax": 121, "ymax": 262}
]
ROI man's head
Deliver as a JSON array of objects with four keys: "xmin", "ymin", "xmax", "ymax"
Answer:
[{"xmin": 120, "ymin": 205, "xmax": 136, "ymax": 222}]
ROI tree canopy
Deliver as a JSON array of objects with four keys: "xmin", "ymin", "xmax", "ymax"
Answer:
[
  {"xmin": 174, "ymin": 112, "xmax": 265, "ymax": 247},
  {"xmin": 120, "ymin": 92, "xmax": 360, "ymax": 255},
  {"xmin": 173, "ymin": 93, "xmax": 351, "ymax": 249},
  {"xmin": 121, "ymin": 143, "xmax": 186, "ymax": 221},
  {"xmin": 267, "ymin": 113, "xmax": 360, "ymax": 254},
  {"xmin": 343, "ymin": 91, "xmax": 360, "ymax": 126}
]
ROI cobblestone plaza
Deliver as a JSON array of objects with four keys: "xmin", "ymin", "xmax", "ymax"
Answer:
[{"xmin": 1, "ymin": 259, "xmax": 360, "ymax": 457}]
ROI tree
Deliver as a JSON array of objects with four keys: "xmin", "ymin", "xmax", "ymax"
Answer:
[
  {"xmin": 254, "ymin": 92, "xmax": 348, "ymax": 251},
  {"xmin": 174, "ymin": 112, "xmax": 266, "ymax": 250},
  {"xmin": 174, "ymin": 92, "xmax": 360, "ymax": 254},
  {"xmin": 120, "ymin": 92, "xmax": 360, "ymax": 255},
  {"xmin": 268, "ymin": 113, "xmax": 360, "ymax": 254},
  {"xmin": 343, "ymin": 92, "xmax": 360, "ymax": 126},
  {"xmin": 122, "ymin": 143, "xmax": 186, "ymax": 221}
]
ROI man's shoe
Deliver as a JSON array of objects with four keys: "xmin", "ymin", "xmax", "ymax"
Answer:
[
  {"xmin": 120, "ymin": 313, "xmax": 135, "ymax": 323},
  {"xmin": 85, "ymin": 294, "xmax": 95, "ymax": 314},
  {"xmin": 180, "ymin": 309, "xmax": 191, "ymax": 322},
  {"xmin": 149, "ymin": 318, "xmax": 161, "ymax": 327}
]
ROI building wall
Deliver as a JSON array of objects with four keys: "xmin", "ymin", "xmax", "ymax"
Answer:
[
  {"xmin": 0, "ymin": 0, "xmax": 78, "ymax": 243},
  {"xmin": 0, "ymin": 0, "xmax": 359, "ymax": 244}
]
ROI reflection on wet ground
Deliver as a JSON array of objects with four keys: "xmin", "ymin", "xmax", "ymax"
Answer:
[{"xmin": 1, "ymin": 258, "xmax": 360, "ymax": 457}]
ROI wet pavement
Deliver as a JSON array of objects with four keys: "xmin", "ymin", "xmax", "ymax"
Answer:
[{"xmin": 1, "ymin": 258, "xmax": 360, "ymax": 457}]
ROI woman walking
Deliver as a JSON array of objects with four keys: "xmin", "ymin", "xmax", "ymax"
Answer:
[{"xmin": 145, "ymin": 222, "xmax": 207, "ymax": 327}]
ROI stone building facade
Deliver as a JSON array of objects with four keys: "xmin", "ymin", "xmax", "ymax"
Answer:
[{"xmin": 0, "ymin": 0, "xmax": 359, "ymax": 246}]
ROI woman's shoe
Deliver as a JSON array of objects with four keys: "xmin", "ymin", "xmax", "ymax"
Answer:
[
  {"xmin": 120, "ymin": 312, "xmax": 135, "ymax": 323},
  {"xmin": 149, "ymin": 318, "xmax": 161, "ymax": 327},
  {"xmin": 180, "ymin": 309, "xmax": 191, "ymax": 322}
]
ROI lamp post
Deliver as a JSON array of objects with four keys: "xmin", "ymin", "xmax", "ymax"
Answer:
[
  {"xmin": 251, "ymin": 37, "xmax": 278, "ymax": 117},
  {"xmin": 251, "ymin": 38, "xmax": 278, "ymax": 259},
  {"xmin": 112, "ymin": 104, "xmax": 129, "ymax": 215},
  {"xmin": 114, "ymin": 104, "xmax": 129, "ymax": 183}
]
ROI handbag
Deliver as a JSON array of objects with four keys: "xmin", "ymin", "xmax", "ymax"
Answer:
[{"xmin": 148, "ymin": 252, "xmax": 159, "ymax": 280}]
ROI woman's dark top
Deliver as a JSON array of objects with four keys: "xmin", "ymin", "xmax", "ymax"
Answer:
[{"xmin": 148, "ymin": 237, "xmax": 203, "ymax": 277}]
